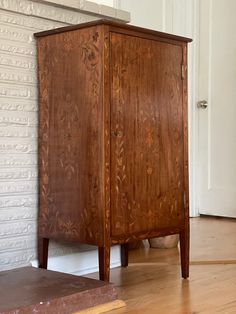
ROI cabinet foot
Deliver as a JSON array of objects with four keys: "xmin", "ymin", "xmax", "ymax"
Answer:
[
  {"xmin": 179, "ymin": 228, "xmax": 190, "ymax": 279},
  {"xmin": 98, "ymin": 246, "xmax": 110, "ymax": 282},
  {"xmin": 38, "ymin": 237, "xmax": 49, "ymax": 269},
  {"xmin": 121, "ymin": 243, "xmax": 129, "ymax": 267}
]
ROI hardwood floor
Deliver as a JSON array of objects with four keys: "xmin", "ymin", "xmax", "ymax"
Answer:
[{"xmin": 88, "ymin": 217, "xmax": 236, "ymax": 314}]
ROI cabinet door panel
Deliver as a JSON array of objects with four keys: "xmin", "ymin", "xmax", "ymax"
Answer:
[{"xmin": 110, "ymin": 33, "xmax": 184, "ymax": 237}]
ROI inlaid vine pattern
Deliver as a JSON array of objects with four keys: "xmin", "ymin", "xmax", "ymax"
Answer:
[
  {"xmin": 110, "ymin": 33, "xmax": 185, "ymax": 237},
  {"xmin": 38, "ymin": 27, "xmax": 104, "ymax": 244}
]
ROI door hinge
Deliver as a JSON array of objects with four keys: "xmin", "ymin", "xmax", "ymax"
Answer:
[{"xmin": 181, "ymin": 64, "xmax": 185, "ymax": 80}]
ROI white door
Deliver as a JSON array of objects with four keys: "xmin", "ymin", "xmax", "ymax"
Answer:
[{"xmin": 198, "ymin": 0, "xmax": 236, "ymax": 217}]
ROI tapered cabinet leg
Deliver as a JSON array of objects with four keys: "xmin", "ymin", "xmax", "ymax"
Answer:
[
  {"xmin": 98, "ymin": 246, "xmax": 110, "ymax": 282},
  {"xmin": 179, "ymin": 227, "xmax": 190, "ymax": 279},
  {"xmin": 121, "ymin": 243, "xmax": 129, "ymax": 267},
  {"xmin": 38, "ymin": 237, "xmax": 49, "ymax": 269}
]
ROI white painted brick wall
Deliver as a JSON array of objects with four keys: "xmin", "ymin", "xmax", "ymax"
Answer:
[{"xmin": 0, "ymin": 0, "xmax": 129, "ymax": 273}]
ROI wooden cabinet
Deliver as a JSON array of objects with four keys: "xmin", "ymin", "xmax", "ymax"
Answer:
[{"xmin": 35, "ymin": 20, "xmax": 192, "ymax": 282}]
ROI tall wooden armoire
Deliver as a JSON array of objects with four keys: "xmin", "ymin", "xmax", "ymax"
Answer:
[{"xmin": 35, "ymin": 20, "xmax": 192, "ymax": 282}]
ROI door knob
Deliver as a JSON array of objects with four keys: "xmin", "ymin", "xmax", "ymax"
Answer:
[{"xmin": 197, "ymin": 100, "xmax": 208, "ymax": 109}]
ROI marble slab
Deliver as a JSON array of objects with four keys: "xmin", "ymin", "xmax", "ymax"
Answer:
[{"xmin": 0, "ymin": 267, "xmax": 117, "ymax": 314}]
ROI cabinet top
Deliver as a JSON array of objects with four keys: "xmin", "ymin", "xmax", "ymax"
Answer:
[{"xmin": 34, "ymin": 19, "xmax": 192, "ymax": 43}]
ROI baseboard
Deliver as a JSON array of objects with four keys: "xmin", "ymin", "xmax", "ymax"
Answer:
[{"xmin": 31, "ymin": 245, "xmax": 121, "ymax": 276}]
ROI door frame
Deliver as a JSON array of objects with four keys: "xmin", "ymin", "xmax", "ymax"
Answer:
[{"xmin": 188, "ymin": 0, "xmax": 200, "ymax": 217}]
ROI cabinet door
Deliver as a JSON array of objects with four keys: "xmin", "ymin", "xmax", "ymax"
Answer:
[{"xmin": 110, "ymin": 33, "xmax": 185, "ymax": 238}]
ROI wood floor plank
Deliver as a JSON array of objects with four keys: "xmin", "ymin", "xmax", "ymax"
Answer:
[
  {"xmin": 88, "ymin": 217, "xmax": 236, "ymax": 314},
  {"xmin": 74, "ymin": 300, "xmax": 126, "ymax": 314}
]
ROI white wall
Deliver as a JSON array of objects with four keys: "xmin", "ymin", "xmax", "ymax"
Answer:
[
  {"xmin": 89, "ymin": 0, "xmax": 114, "ymax": 6},
  {"xmin": 119, "ymin": 0, "xmax": 164, "ymax": 30}
]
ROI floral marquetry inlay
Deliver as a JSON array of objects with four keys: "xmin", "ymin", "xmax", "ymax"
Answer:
[
  {"xmin": 110, "ymin": 32, "xmax": 185, "ymax": 237},
  {"xmin": 57, "ymin": 93, "xmax": 80, "ymax": 181},
  {"xmin": 37, "ymin": 26, "xmax": 104, "ymax": 246},
  {"xmin": 35, "ymin": 19, "xmax": 190, "ymax": 281}
]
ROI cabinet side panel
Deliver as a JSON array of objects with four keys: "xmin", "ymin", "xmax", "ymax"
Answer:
[
  {"xmin": 110, "ymin": 33, "xmax": 185, "ymax": 238},
  {"xmin": 37, "ymin": 26, "xmax": 104, "ymax": 246}
]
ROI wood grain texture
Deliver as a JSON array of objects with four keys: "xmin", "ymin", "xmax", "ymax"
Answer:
[
  {"xmin": 100, "ymin": 25, "xmax": 112, "ymax": 283},
  {"xmin": 34, "ymin": 19, "xmax": 192, "ymax": 43},
  {"xmin": 75, "ymin": 300, "xmax": 126, "ymax": 314},
  {"xmin": 99, "ymin": 245, "xmax": 111, "ymax": 282},
  {"xmin": 37, "ymin": 26, "xmax": 105, "ymax": 246},
  {"xmin": 110, "ymin": 33, "xmax": 185, "ymax": 238},
  {"xmin": 36, "ymin": 20, "xmax": 191, "ymax": 281},
  {"xmin": 89, "ymin": 217, "xmax": 236, "ymax": 314},
  {"xmin": 180, "ymin": 43, "xmax": 190, "ymax": 279}
]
